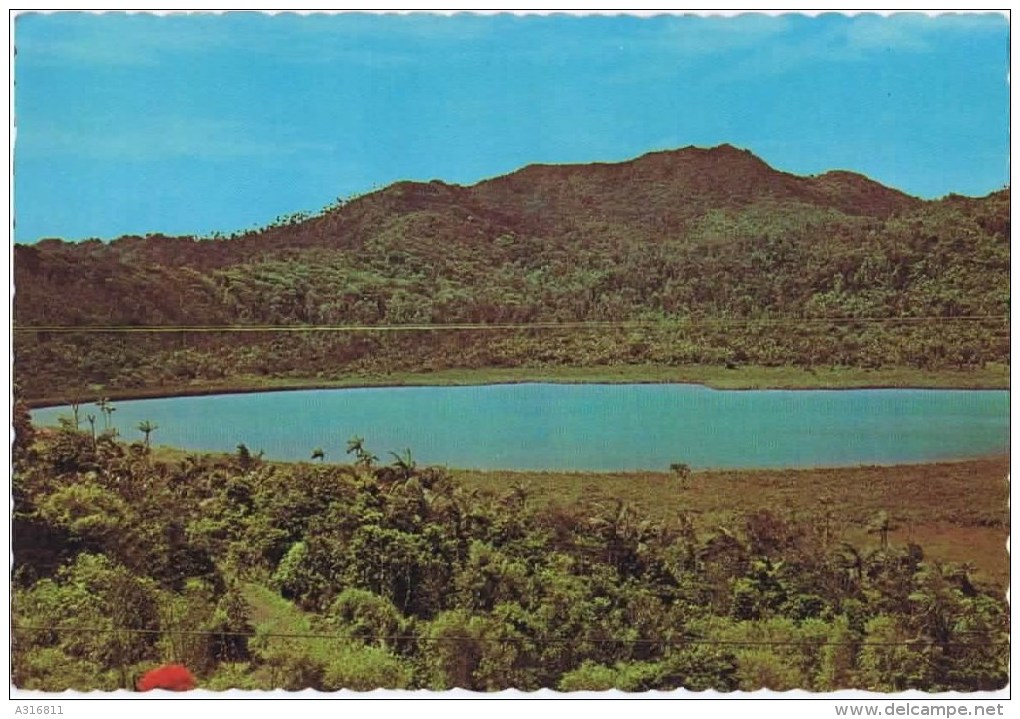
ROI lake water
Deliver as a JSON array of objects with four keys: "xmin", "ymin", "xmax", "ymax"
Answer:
[{"xmin": 32, "ymin": 384, "xmax": 1009, "ymax": 471}]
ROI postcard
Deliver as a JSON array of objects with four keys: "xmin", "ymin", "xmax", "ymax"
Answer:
[{"xmin": 9, "ymin": 10, "xmax": 1010, "ymax": 703}]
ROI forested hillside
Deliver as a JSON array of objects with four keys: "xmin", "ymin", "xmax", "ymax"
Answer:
[{"xmin": 13, "ymin": 145, "xmax": 1010, "ymax": 400}]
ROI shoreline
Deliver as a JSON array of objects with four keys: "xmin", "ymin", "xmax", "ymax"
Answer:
[
  {"xmin": 117, "ymin": 435, "xmax": 1012, "ymax": 475},
  {"xmin": 24, "ymin": 363, "xmax": 1010, "ymax": 409},
  {"xmin": 443, "ymin": 453, "xmax": 1013, "ymax": 476},
  {"xmin": 128, "ymin": 441, "xmax": 1011, "ymax": 478}
]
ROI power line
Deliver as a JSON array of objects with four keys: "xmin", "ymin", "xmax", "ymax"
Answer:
[
  {"xmin": 12, "ymin": 625, "xmax": 1008, "ymax": 648},
  {"xmin": 11, "ymin": 315, "xmax": 1009, "ymax": 334}
]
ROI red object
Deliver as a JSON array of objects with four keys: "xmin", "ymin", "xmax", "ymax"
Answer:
[{"xmin": 136, "ymin": 664, "xmax": 197, "ymax": 692}]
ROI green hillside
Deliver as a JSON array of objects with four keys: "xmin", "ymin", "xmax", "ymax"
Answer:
[{"xmin": 13, "ymin": 145, "xmax": 1009, "ymax": 400}]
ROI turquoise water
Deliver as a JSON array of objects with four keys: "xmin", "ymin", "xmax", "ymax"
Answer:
[{"xmin": 32, "ymin": 385, "xmax": 1009, "ymax": 471}]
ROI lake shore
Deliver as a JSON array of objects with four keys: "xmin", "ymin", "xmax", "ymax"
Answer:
[
  {"xmin": 23, "ymin": 362, "xmax": 1010, "ymax": 408},
  {"xmin": 454, "ymin": 456, "xmax": 1011, "ymax": 585},
  {"xmin": 138, "ymin": 445, "xmax": 1010, "ymax": 585}
]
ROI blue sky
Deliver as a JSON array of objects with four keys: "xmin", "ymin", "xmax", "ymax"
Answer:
[{"xmin": 13, "ymin": 11, "xmax": 1010, "ymax": 243}]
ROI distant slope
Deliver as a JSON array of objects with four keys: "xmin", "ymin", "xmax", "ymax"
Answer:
[
  {"xmin": 471, "ymin": 144, "xmax": 918, "ymax": 231},
  {"xmin": 11, "ymin": 145, "xmax": 1009, "ymax": 399}
]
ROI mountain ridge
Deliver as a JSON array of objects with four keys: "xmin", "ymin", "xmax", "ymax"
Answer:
[
  {"xmin": 21, "ymin": 144, "xmax": 946, "ymax": 252},
  {"xmin": 12, "ymin": 142, "xmax": 1009, "ymax": 400}
]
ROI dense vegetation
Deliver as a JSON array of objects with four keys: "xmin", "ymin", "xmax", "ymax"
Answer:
[
  {"xmin": 13, "ymin": 145, "xmax": 1009, "ymax": 401},
  {"xmin": 12, "ymin": 404, "xmax": 1009, "ymax": 692}
]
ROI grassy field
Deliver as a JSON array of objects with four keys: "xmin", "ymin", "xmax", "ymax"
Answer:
[
  {"xmin": 455, "ymin": 456, "xmax": 1011, "ymax": 586},
  {"xmin": 26, "ymin": 362, "xmax": 1010, "ymax": 407}
]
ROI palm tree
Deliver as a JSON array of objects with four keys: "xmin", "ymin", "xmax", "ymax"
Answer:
[
  {"xmin": 346, "ymin": 435, "xmax": 366, "ymax": 455},
  {"xmin": 832, "ymin": 542, "xmax": 864, "ymax": 589},
  {"xmin": 236, "ymin": 443, "xmax": 253, "ymax": 470},
  {"xmin": 96, "ymin": 397, "xmax": 116, "ymax": 433},
  {"xmin": 389, "ymin": 449, "xmax": 416, "ymax": 480},
  {"xmin": 346, "ymin": 435, "xmax": 377, "ymax": 468},
  {"xmin": 96, "ymin": 397, "xmax": 109, "ymax": 428},
  {"xmin": 137, "ymin": 420, "xmax": 158, "ymax": 449},
  {"xmin": 868, "ymin": 510, "xmax": 896, "ymax": 550},
  {"xmin": 505, "ymin": 480, "xmax": 531, "ymax": 511},
  {"xmin": 86, "ymin": 413, "xmax": 97, "ymax": 448},
  {"xmin": 69, "ymin": 398, "xmax": 81, "ymax": 431},
  {"xmin": 669, "ymin": 462, "xmax": 692, "ymax": 491}
]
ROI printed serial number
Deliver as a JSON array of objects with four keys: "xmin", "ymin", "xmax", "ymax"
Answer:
[{"xmin": 14, "ymin": 708, "xmax": 63, "ymax": 716}]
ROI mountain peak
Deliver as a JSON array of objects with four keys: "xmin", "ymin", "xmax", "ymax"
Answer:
[
  {"xmin": 704, "ymin": 142, "xmax": 749, "ymax": 155},
  {"xmin": 631, "ymin": 143, "xmax": 777, "ymax": 179},
  {"xmin": 641, "ymin": 142, "xmax": 760, "ymax": 161}
]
